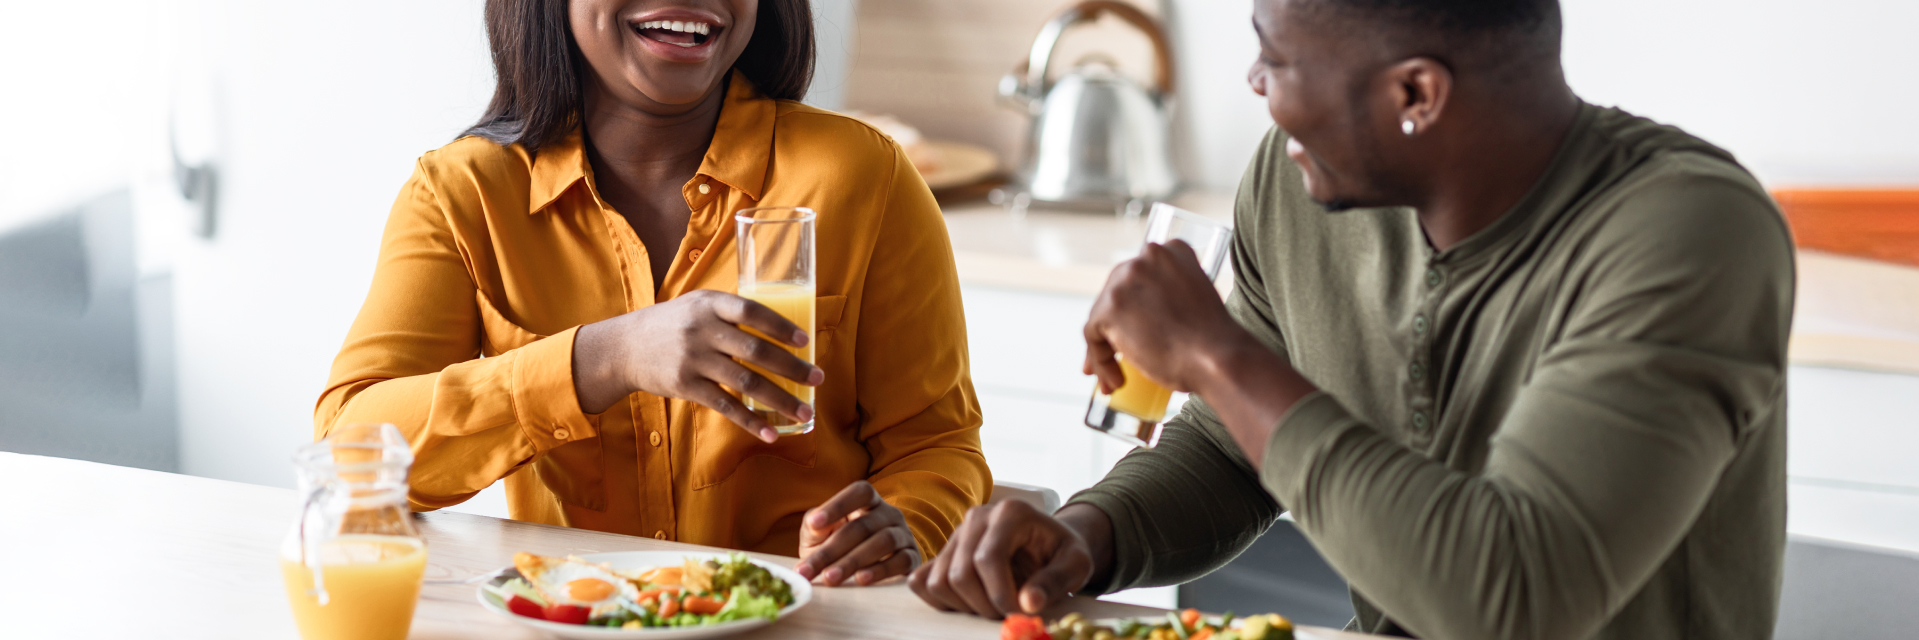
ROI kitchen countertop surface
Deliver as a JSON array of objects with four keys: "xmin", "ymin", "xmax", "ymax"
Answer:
[
  {"xmin": 2, "ymin": 452, "xmax": 1381, "ymax": 640},
  {"xmin": 943, "ymin": 190, "xmax": 1919, "ymax": 375}
]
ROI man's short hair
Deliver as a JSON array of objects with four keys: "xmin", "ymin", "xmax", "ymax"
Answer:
[{"xmin": 1303, "ymin": 0, "xmax": 1563, "ymax": 71}]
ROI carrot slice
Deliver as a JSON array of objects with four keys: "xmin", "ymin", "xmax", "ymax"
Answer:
[
  {"xmin": 683, "ymin": 595, "xmax": 726, "ymax": 615},
  {"xmin": 1181, "ymin": 608, "xmax": 1202, "ymax": 629}
]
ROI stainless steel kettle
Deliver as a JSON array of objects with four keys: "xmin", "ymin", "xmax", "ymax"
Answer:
[{"xmin": 999, "ymin": 1, "xmax": 1179, "ymax": 209}]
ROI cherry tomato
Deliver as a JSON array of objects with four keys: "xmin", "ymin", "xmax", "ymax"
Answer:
[
  {"xmin": 1001, "ymin": 613, "xmax": 1052, "ymax": 640},
  {"xmin": 542, "ymin": 603, "xmax": 591, "ymax": 625},
  {"xmin": 506, "ymin": 595, "xmax": 546, "ymax": 620}
]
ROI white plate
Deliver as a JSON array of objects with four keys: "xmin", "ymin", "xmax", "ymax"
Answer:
[{"xmin": 475, "ymin": 550, "xmax": 813, "ymax": 640}]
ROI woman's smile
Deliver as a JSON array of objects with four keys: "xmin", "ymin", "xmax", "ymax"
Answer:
[{"xmin": 627, "ymin": 8, "xmax": 727, "ymax": 63}]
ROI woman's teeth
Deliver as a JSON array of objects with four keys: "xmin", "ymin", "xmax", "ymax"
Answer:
[{"xmin": 636, "ymin": 20, "xmax": 712, "ymax": 36}]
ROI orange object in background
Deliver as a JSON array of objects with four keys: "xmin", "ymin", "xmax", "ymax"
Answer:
[{"xmin": 1772, "ymin": 189, "xmax": 1919, "ymax": 267}]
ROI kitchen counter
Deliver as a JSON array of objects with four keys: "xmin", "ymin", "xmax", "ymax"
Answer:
[{"xmin": 943, "ymin": 192, "xmax": 1919, "ymax": 375}]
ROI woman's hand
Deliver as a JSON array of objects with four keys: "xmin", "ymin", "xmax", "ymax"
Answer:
[
  {"xmin": 796, "ymin": 480, "xmax": 920, "ymax": 586},
  {"xmin": 573, "ymin": 289, "xmax": 822, "ymax": 443}
]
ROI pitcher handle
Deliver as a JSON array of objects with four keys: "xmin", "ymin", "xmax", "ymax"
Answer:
[{"xmin": 297, "ymin": 482, "xmax": 332, "ymax": 606}]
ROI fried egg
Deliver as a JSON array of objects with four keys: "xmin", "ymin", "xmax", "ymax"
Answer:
[{"xmin": 514, "ymin": 552, "xmax": 644, "ymax": 617}]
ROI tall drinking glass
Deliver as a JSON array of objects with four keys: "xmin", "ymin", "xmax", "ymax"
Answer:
[
  {"xmin": 1084, "ymin": 203, "xmax": 1233, "ymax": 447},
  {"xmin": 736, "ymin": 206, "xmax": 818, "ymax": 435},
  {"xmin": 279, "ymin": 423, "xmax": 426, "ymax": 640}
]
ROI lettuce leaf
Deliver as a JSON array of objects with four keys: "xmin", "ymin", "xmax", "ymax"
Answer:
[{"xmin": 711, "ymin": 585, "xmax": 782, "ymax": 622}]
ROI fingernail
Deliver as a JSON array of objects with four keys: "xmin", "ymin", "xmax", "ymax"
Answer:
[
  {"xmin": 795, "ymin": 562, "xmax": 814, "ymax": 579},
  {"xmin": 793, "ymin": 331, "xmax": 809, "ymax": 346},
  {"xmin": 807, "ymin": 367, "xmax": 824, "ymax": 385},
  {"xmin": 761, "ymin": 427, "xmax": 779, "ymax": 443},
  {"xmin": 797, "ymin": 405, "xmax": 815, "ymax": 421},
  {"xmin": 821, "ymin": 567, "xmax": 842, "ymax": 585},
  {"xmin": 810, "ymin": 511, "xmax": 830, "ymax": 528},
  {"xmin": 855, "ymin": 570, "xmax": 872, "ymax": 585}
]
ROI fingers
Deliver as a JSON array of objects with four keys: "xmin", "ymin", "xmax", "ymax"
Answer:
[
  {"xmin": 712, "ymin": 293, "xmax": 809, "ymax": 349},
  {"xmin": 971, "ymin": 503, "xmax": 1029, "ymax": 613},
  {"xmin": 682, "ymin": 380, "xmax": 776, "ymax": 442},
  {"xmin": 710, "ymin": 323, "xmax": 823, "ymax": 389},
  {"xmin": 797, "ymin": 482, "xmax": 885, "ymax": 578},
  {"xmin": 800, "ymin": 506, "xmax": 903, "ymax": 584},
  {"xmin": 698, "ymin": 355, "xmax": 812, "ymax": 430},
  {"xmin": 815, "ymin": 524, "xmax": 914, "ymax": 586},
  {"xmin": 1016, "ymin": 542, "xmax": 1093, "ymax": 614},
  {"xmin": 808, "ymin": 481, "xmax": 884, "ymax": 534},
  {"xmin": 914, "ymin": 507, "xmax": 993, "ymax": 616},
  {"xmin": 940, "ymin": 507, "xmax": 1001, "ymax": 617},
  {"xmin": 856, "ymin": 548, "xmax": 919, "ymax": 585}
]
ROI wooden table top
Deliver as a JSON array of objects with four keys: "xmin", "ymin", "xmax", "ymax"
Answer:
[{"xmin": 0, "ymin": 453, "xmax": 1381, "ymax": 640}]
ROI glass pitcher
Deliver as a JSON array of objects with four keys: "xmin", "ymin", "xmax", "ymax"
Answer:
[{"xmin": 278, "ymin": 423, "xmax": 427, "ymax": 640}]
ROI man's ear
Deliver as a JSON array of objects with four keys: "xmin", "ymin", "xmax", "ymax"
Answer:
[{"xmin": 1387, "ymin": 57, "xmax": 1452, "ymax": 137}]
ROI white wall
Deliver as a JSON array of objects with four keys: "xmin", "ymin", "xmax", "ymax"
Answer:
[{"xmin": 1164, "ymin": 0, "xmax": 1919, "ymax": 191}]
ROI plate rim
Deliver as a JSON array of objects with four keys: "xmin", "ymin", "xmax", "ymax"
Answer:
[{"xmin": 473, "ymin": 549, "xmax": 813, "ymax": 638}]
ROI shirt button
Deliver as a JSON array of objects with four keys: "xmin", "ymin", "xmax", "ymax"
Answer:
[
  {"xmin": 1413, "ymin": 314, "xmax": 1429, "ymax": 335},
  {"xmin": 552, "ymin": 427, "xmax": 570, "ymax": 440},
  {"xmin": 649, "ymin": 431, "xmax": 663, "ymax": 447},
  {"xmin": 654, "ymin": 530, "xmax": 668, "ymax": 540},
  {"xmin": 1409, "ymin": 362, "xmax": 1425, "ymax": 381},
  {"xmin": 1411, "ymin": 410, "xmax": 1429, "ymax": 430},
  {"xmin": 697, "ymin": 182, "xmax": 711, "ymax": 195},
  {"xmin": 688, "ymin": 248, "xmax": 703, "ymax": 262},
  {"xmin": 1425, "ymin": 268, "xmax": 1443, "ymax": 288}
]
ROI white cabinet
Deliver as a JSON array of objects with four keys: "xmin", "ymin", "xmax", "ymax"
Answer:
[{"xmin": 962, "ymin": 284, "xmax": 1179, "ymax": 608}]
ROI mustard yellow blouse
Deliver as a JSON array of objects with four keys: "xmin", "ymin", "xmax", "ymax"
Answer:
[{"xmin": 317, "ymin": 74, "xmax": 990, "ymax": 558}]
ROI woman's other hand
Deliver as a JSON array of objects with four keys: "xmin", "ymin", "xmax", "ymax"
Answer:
[
  {"xmin": 796, "ymin": 480, "xmax": 920, "ymax": 586},
  {"xmin": 573, "ymin": 289, "xmax": 822, "ymax": 443}
]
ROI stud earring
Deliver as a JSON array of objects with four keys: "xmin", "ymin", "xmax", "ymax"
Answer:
[{"xmin": 1401, "ymin": 120, "xmax": 1416, "ymax": 136}]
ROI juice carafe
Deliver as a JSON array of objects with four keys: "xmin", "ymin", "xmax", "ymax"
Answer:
[{"xmin": 280, "ymin": 423, "xmax": 426, "ymax": 640}]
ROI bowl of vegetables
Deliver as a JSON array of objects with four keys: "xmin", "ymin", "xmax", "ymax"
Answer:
[
  {"xmin": 477, "ymin": 550, "xmax": 811, "ymax": 639},
  {"xmin": 1002, "ymin": 609, "xmax": 1295, "ymax": 640}
]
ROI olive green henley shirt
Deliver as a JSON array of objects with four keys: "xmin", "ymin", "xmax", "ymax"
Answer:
[{"xmin": 1068, "ymin": 103, "xmax": 1794, "ymax": 640}]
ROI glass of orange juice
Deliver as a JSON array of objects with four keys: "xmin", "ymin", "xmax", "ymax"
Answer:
[
  {"xmin": 736, "ymin": 206, "xmax": 817, "ymax": 435},
  {"xmin": 280, "ymin": 423, "xmax": 427, "ymax": 640},
  {"xmin": 1084, "ymin": 203, "xmax": 1233, "ymax": 447}
]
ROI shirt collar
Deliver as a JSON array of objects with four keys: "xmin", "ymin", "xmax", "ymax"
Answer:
[{"xmin": 525, "ymin": 72, "xmax": 776, "ymax": 215}]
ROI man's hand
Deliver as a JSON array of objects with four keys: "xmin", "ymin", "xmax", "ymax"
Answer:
[
  {"xmin": 1082, "ymin": 241, "xmax": 1246, "ymax": 395},
  {"xmin": 1083, "ymin": 240, "xmax": 1316, "ymax": 469},
  {"xmin": 796, "ymin": 481, "xmax": 920, "ymax": 586},
  {"xmin": 909, "ymin": 501, "xmax": 1111, "ymax": 619}
]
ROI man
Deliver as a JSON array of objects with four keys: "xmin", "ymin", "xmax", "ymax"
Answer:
[{"xmin": 909, "ymin": 0, "xmax": 1793, "ymax": 638}]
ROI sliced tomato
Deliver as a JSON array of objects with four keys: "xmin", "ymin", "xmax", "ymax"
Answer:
[
  {"xmin": 506, "ymin": 595, "xmax": 546, "ymax": 620},
  {"xmin": 542, "ymin": 603, "xmax": 592, "ymax": 625},
  {"xmin": 1001, "ymin": 613, "xmax": 1052, "ymax": 640},
  {"xmin": 1181, "ymin": 608, "xmax": 1202, "ymax": 629}
]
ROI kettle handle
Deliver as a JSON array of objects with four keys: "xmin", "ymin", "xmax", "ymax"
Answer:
[{"xmin": 1016, "ymin": 0, "xmax": 1176, "ymax": 100}]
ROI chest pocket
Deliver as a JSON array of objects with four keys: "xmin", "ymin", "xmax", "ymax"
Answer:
[
  {"xmin": 691, "ymin": 294, "xmax": 848, "ymax": 490},
  {"xmin": 476, "ymin": 290, "xmax": 606, "ymax": 511}
]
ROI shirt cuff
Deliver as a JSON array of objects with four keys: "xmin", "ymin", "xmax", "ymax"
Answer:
[
  {"xmin": 1258, "ymin": 391, "xmax": 1364, "ymax": 517},
  {"xmin": 510, "ymin": 325, "xmax": 600, "ymax": 451}
]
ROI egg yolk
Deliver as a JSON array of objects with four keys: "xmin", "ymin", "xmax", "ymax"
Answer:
[{"xmin": 566, "ymin": 577, "xmax": 616, "ymax": 602}]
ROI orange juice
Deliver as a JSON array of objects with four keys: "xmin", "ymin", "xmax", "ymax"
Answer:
[
  {"xmin": 739, "ymin": 283, "xmax": 816, "ymax": 433},
  {"xmin": 280, "ymin": 535, "xmax": 426, "ymax": 640},
  {"xmin": 1107, "ymin": 359, "xmax": 1172, "ymax": 423}
]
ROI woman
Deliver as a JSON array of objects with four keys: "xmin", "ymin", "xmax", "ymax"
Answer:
[{"xmin": 316, "ymin": 0, "xmax": 989, "ymax": 587}]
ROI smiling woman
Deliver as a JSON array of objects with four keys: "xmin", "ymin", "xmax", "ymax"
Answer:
[{"xmin": 317, "ymin": 0, "xmax": 988, "ymax": 592}]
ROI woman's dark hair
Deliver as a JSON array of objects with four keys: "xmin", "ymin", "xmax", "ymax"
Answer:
[{"xmin": 463, "ymin": 0, "xmax": 815, "ymax": 153}]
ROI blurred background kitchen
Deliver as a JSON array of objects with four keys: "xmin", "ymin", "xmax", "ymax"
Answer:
[{"xmin": 4, "ymin": 0, "xmax": 1917, "ymax": 636}]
